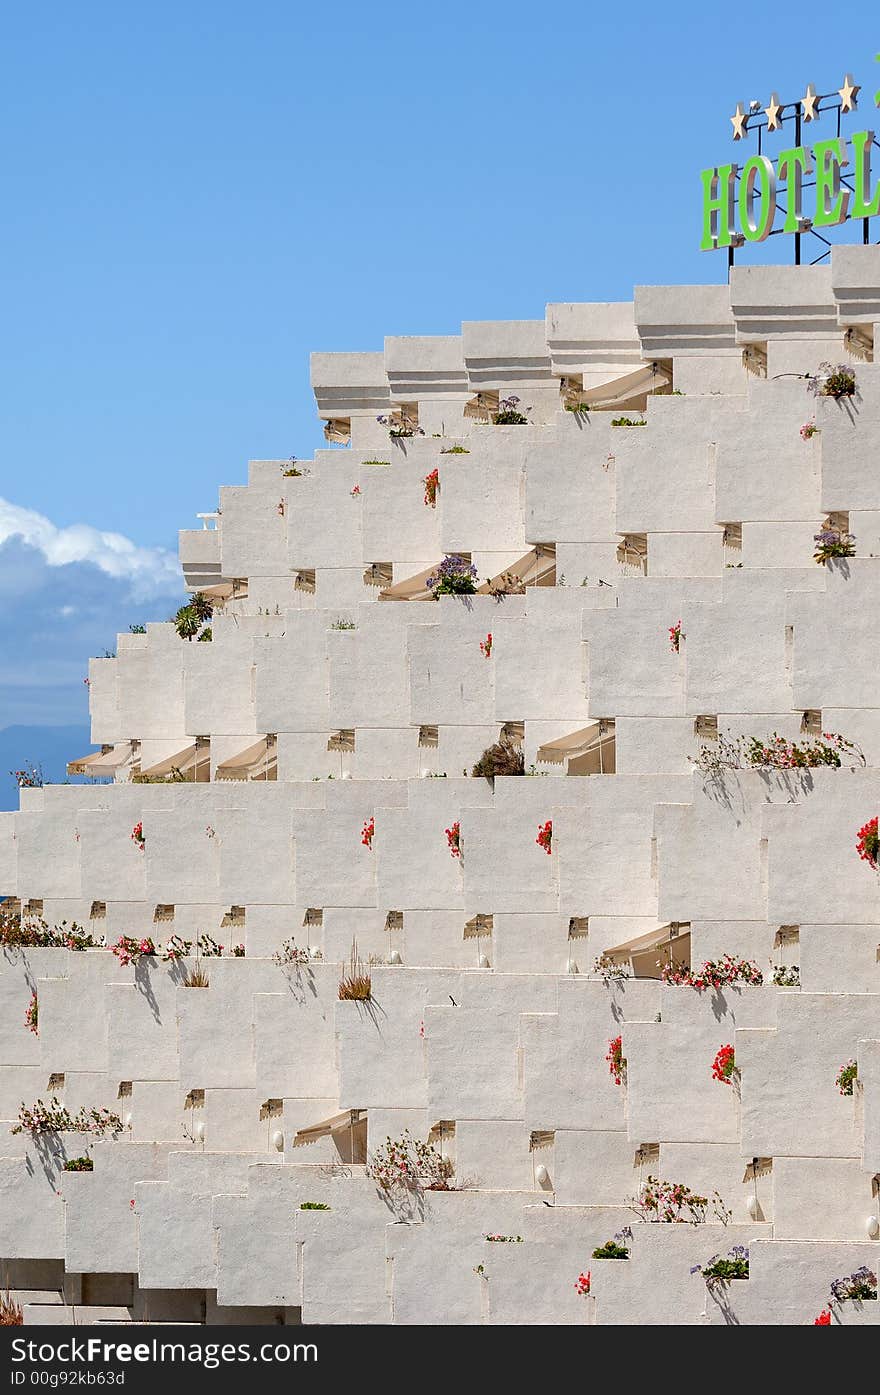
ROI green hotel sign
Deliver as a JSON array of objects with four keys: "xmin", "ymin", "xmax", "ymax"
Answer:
[
  {"xmin": 700, "ymin": 132, "xmax": 880, "ymax": 249},
  {"xmin": 700, "ymin": 61, "xmax": 880, "ymax": 250}
]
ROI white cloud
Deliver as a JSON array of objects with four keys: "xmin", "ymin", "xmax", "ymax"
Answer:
[{"xmin": 0, "ymin": 497, "xmax": 181, "ymax": 598}]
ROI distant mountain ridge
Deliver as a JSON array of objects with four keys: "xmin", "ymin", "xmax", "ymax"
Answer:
[{"xmin": 0, "ymin": 724, "xmax": 92, "ymax": 811}]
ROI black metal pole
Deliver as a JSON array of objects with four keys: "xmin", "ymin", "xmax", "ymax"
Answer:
[{"xmin": 794, "ymin": 107, "xmax": 802, "ymax": 265}]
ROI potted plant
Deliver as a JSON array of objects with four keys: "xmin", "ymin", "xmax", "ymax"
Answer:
[
  {"xmin": 856, "ymin": 816, "xmax": 879, "ymax": 869},
  {"xmin": 492, "ymin": 395, "xmax": 530, "ymax": 425},
  {"xmin": 426, "ymin": 555, "xmax": 478, "ymax": 597},
  {"xmin": 807, "ymin": 362, "xmax": 856, "ymax": 398},
  {"xmin": 711, "ymin": 1044, "xmax": 737, "ymax": 1085}
]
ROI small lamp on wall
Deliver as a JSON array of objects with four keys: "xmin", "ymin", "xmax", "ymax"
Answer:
[
  {"xmin": 271, "ymin": 1129, "xmax": 284, "ymax": 1153},
  {"xmin": 866, "ymin": 1215, "xmax": 880, "ymax": 1240},
  {"xmin": 535, "ymin": 1163, "xmax": 550, "ymax": 1186},
  {"xmin": 479, "ymin": 955, "xmax": 490, "ymax": 969},
  {"xmin": 195, "ymin": 1121, "xmax": 205, "ymax": 1142},
  {"xmin": 745, "ymin": 1193, "xmax": 760, "ymax": 1219},
  {"xmin": 389, "ymin": 949, "xmax": 402, "ymax": 965}
]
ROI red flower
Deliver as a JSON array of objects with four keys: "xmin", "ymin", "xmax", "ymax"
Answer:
[
  {"xmin": 711, "ymin": 1043, "xmax": 737, "ymax": 1084},
  {"xmin": 479, "ymin": 633, "xmax": 493, "ymax": 659},
  {"xmin": 536, "ymin": 820, "xmax": 552, "ymax": 854},
  {"xmin": 575, "ymin": 1270, "xmax": 591, "ymax": 1296},
  {"xmin": 361, "ymin": 817, "xmax": 374, "ymax": 849},
  {"xmin": 446, "ymin": 822, "xmax": 461, "ymax": 858},
  {"xmin": 422, "ymin": 469, "xmax": 439, "ymax": 507},
  {"xmin": 606, "ymin": 1035, "xmax": 625, "ymax": 1086},
  {"xmin": 814, "ymin": 1310, "xmax": 831, "ymax": 1325},
  {"xmin": 856, "ymin": 817, "xmax": 879, "ymax": 868}
]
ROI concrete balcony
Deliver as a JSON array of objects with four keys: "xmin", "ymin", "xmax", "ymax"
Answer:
[{"xmin": 179, "ymin": 515, "xmax": 223, "ymax": 589}]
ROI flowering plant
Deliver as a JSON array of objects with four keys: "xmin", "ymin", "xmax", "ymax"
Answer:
[
  {"xmin": 772, "ymin": 964, "xmax": 800, "ymax": 986},
  {"xmin": 63, "ymin": 1156, "xmax": 94, "ymax": 1172},
  {"xmin": 660, "ymin": 955, "xmax": 763, "ymax": 991},
  {"xmin": 814, "ymin": 526, "xmax": 855, "ymax": 564},
  {"xmin": 350, "ymin": 484, "xmax": 361, "ymax": 496},
  {"xmin": 426, "ymin": 554, "xmax": 478, "ymax": 596},
  {"xmin": 592, "ymin": 953, "xmax": 631, "ymax": 984},
  {"xmin": 814, "ymin": 1310, "xmax": 832, "ymax": 1325},
  {"xmin": 10, "ymin": 764, "xmax": 43, "ymax": 789},
  {"xmin": 711, "ymin": 1043, "xmax": 737, "ymax": 1084},
  {"xmin": 273, "ymin": 938, "xmax": 313, "ymax": 966},
  {"xmin": 376, "ymin": 412, "xmax": 424, "ymax": 439},
  {"xmin": 807, "ymin": 362, "xmax": 856, "ymax": 398},
  {"xmin": 669, "ymin": 620, "xmax": 682, "ymax": 654},
  {"xmin": 479, "ymin": 632, "xmax": 493, "ymax": 659},
  {"xmin": 25, "ymin": 991, "xmax": 38, "ymax": 1036},
  {"xmin": 800, "ymin": 421, "xmax": 818, "ymax": 440},
  {"xmin": 835, "ymin": 1059, "xmax": 857, "ymax": 1096},
  {"xmin": 536, "ymin": 820, "xmax": 552, "ymax": 855},
  {"xmin": 830, "ymin": 1266, "xmax": 877, "ymax": 1302},
  {"xmin": 423, "ymin": 468, "xmax": 439, "ymax": 507},
  {"xmin": 592, "ymin": 1229, "xmax": 632, "ymax": 1259},
  {"xmin": 445, "ymin": 821, "xmax": 461, "ymax": 858},
  {"xmin": 361, "ymin": 817, "xmax": 374, "ymax": 850},
  {"xmin": 693, "ymin": 731, "xmax": 864, "ymax": 776},
  {"xmin": 110, "ymin": 936, "xmax": 157, "ymax": 967},
  {"xmin": 606, "ymin": 1035, "xmax": 626, "ymax": 1086},
  {"xmin": 632, "ymin": 1176, "xmax": 729, "ymax": 1225},
  {"xmin": 11, "ymin": 1097, "xmax": 124, "ymax": 1138},
  {"xmin": 365, "ymin": 1130, "xmax": 454, "ymax": 1192},
  {"xmin": 492, "ymin": 394, "xmax": 530, "ymax": 425},
  {"xmin": 0, "ymin": 914, "xmax": 102, "ymax": 951},
  {"xmin": 691, "ymin": 1245, "xmax": 749, "ymax": 1287},
  {"xmin": 575, "ymin": 1271, "xmax": 591, "ymax": 1295},
  {"xmin": 856, "ymin": 816, "xmax": 879, "ymax": 869},
  {"xmin": 160, "ymin": 935, "xmax": 191, "ymax": 963},
  {"xmin": 231, "ymin": 943, "xmax": 246, "ymax": 957},
  {"xmin": 131, "ymin": 822, "xmax": 145, "ymax": 849}
]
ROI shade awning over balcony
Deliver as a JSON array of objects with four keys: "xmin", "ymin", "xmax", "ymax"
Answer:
[
  {"xmin": 293, "ymin": 1109, "xmax": 365, "ymax": 1148},
  {"xmin": 137, "ymin": 745, "xmax": 209, "ymax": 781},
  {"xmin": 582, "ymin": 362, "xmax": 671, "ymax": 407},
  {"xmin": 378, "ymin": 562, "xmax": 442, "ymax": 602},
  {"xmin": 536, "ymin": 720, "xmax": 615, "ymax": 774},
  {"xmin": 67, "ymin": 744, "xmax": 132, "ymax": 777},
  {"xmin": 476, "ymin": 545, "xmax": 556, "ymax": 594},
  {"xmin": 605, "ymin": 922, "xmax": 691, "ymax": 979},
  {"xmin": 215, "ymin": 736, "xmax": 277, "ymax": 781}
]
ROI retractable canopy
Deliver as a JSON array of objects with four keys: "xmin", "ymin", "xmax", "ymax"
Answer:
[{"xmin": 66, "ymin": 745, "xmax": 132, "ymax": 777}]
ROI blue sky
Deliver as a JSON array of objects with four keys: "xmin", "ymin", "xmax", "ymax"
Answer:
[{"xmin": 0, "ymin": 1, "xmax": 877, "ymax": 771}]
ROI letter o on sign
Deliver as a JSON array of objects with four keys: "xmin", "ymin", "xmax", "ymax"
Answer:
[{"xmin": 739, "ymin": 155, "xmax": 777, "ymax": 241}]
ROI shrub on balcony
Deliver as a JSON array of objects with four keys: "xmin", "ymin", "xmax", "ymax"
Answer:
[
  {"xmin": 426, "ymin": 555, "xmax": 478, "ymax": 596},
  {"xmin": 471, "ymin": 741, "xmax": 524, "ymax": 780},
  {"xmin": 492, "ymin": 395, "xmax": 530, "ymax": 425}
]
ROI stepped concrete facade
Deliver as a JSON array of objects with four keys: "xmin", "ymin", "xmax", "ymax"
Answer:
[{"xmin": 2, "ymin": 248, "xmax": 880, "ymax": 1325}]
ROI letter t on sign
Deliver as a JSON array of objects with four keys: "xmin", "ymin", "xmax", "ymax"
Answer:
[{"xmin": 700, "ymin": 164, "xmax": 738, "ymax": 249}]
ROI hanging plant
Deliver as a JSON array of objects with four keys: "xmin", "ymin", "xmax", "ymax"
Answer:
[
  {"xmin": 25, "ymin": 991, "xmax": 38, "ymax": 1036},
  {"xmin": 445, "ymin": 821, "xmax": 461, "ymax": 858},
  {"xmin": 111, "ymin": 936, "xmax": 157, "ymax": 967},
  {"xmin": 361, "ymin": 817, "xmax": 374, "ymax": 850},
  {"xmin": 835, "ymin": 1060, "xmax": 857, "ymax": 1096},
  {"xmin": 856, "ymin": 816, "xmax": 879, "ymax": 869},
  {"xmin": 131, "ymin": 822, "xmax": 145, "ymax": 850},
  {"xmin": 606, "ymin": 1035, "xmax": 625, "ymax": 1086},
  {"xmin": 536, "ymin": 820, "xmax": 552, "ymax": 854},
  {"xmin": 575, "ymin": 1271, "xmax": 591, "ymax": 1296},
  {"xmin": 479, "ymin": 633, "xmax": 493, "ymax": 659},
  {"xmin": 711, "ymin": 1043, "xmax": 737, "ymax": 1085},
  {"xmin": 668, "ymin": 620, "xmax": 682, "ymax": 653},
  {"xmin": 423, "ymin": 468, "xmax": 439, "ymax": 507},
  {"xmin": 350, "ymin": 484, "xmax": 361, "ymax": 496},
  {"xmin": 800, "ymin": 422, "xmax": 818, "ymax": 441},
  {"xmin": 806, "ymin": 362, "xmax": 856, "ymax": 398}
]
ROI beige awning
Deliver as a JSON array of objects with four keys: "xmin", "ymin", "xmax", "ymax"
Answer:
[
  {"xmin": 606, "ymin": 924, "xmax": 678, "ymax": 959},
  {"xmin": 378, "ymin": 562, "xmax": 443, "ymax": 602},
  {"xmin": 583, "ymin": 363, "xmax": 671, "ymax": 408},
  {"xmin": 67, "ymin": 745, "xmax": 131, "ymax": 777},
  {"xmin": 293, "ymin": 1109, "xmax": 365, "ymax": 1148},
  {"xmin": 476, "ymin": 546, "xmax": 556, "ymax": 595},
  {"xmin": 536, "ymin": 721, "xmax": 615, "ymax": 774},
  {"xmin": 138, "ymin": 745, "xmax": 200, "ymax": 780},
  {"xmin": 215, "ymin": 736, "xmax": 276, "ymax": 781}
]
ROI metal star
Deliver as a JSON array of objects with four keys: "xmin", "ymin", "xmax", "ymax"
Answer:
[
  {"xmin": 730, "ymin": 101, "xmax": 749, "ymax": 140},
  {"xmin": 838, "ymin": 74, "xmax": 860, "ymax": 112},
  {"xmin": 765, "ymin": 92, "xmax": 783, "ymax": 132},
  {"xmin": 802, "ymin": 83, "xmax": 820, "ymax": 122}
]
